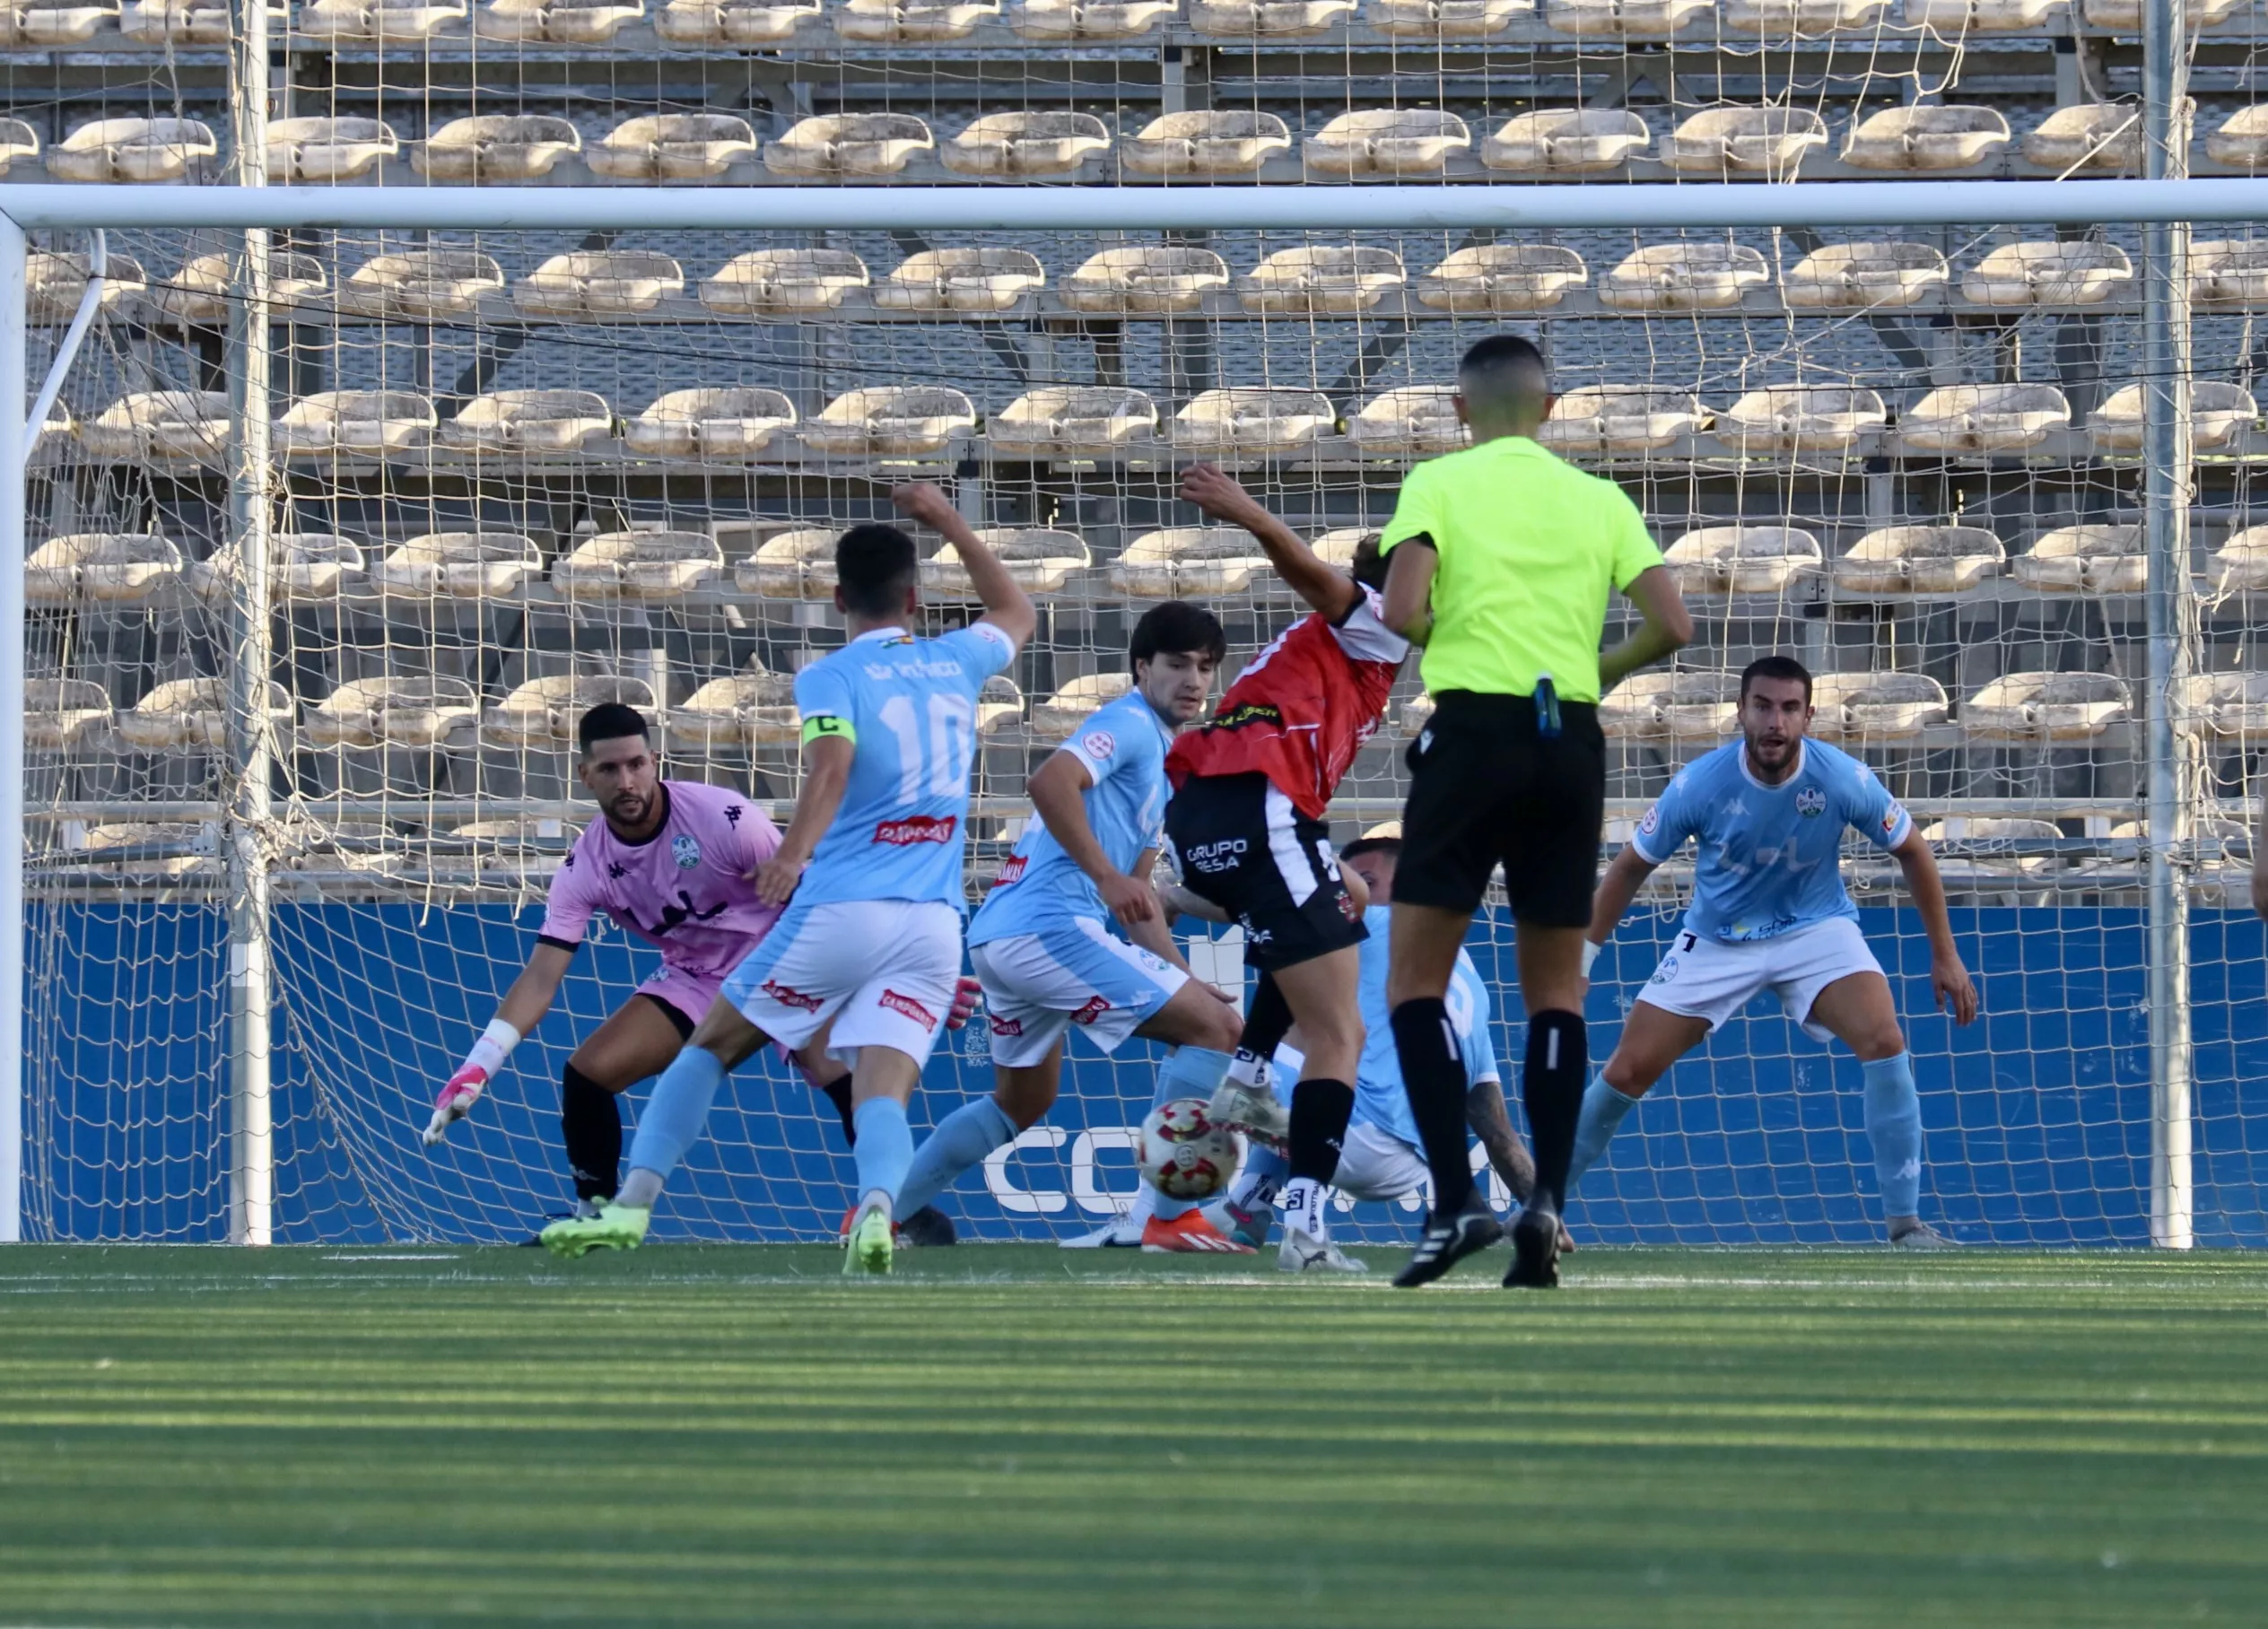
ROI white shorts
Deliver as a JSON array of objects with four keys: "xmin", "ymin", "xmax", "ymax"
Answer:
[
  {"xmin": 968, "ymin": 916, "xmax": 1188, "ymax": 1069},
  {"xmin": 720, "ymin": 898, "xmax": 964, "ymax": 1067},
  {"xmin": 1332, "ymin": 1119, "xmax": 1432, "ymax": 1205},
  {"xmin": 1635, "ymin": 916, "xmax": 1884, "ymax": 1044}
]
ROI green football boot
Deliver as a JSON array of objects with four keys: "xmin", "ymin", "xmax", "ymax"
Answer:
[
  {"xmin": 540, "ymin": 1201, "xmax": 651, "ymax": 1259},
  {"xmin": 842, "ymin": 1200, "xmax": 894, "ymax": 1276}
]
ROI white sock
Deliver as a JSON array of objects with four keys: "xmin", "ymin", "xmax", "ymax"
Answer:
[
  {"xmin": 1126, "ymin": 1184, "xmax": 1158, "ymax": 1230},
  {"xmin": 1281, "ymin": 1177, "xmax": 1327, "ymax": 1241},
  {"xmin": 1227, "ymin": 1048, "xmax": 1270, "ymax": 1090}
]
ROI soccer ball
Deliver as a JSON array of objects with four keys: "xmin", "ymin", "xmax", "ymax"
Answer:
[{"xmin": 1138, "ymin": 1097, "xmax": 1243, "ymax": 1200}]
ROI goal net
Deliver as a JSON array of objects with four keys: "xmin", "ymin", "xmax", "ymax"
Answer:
[{"xmin": 12, "ymin": 200, "xmax": 2267, "ymax": 1248}]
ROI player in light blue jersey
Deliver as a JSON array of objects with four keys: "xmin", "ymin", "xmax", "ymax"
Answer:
[
  {"xmin": 894, "ymin": 602, "xmax": 1256, "ymax": 1254},
  {"xmin": 541, "ymin": 483, "xmax": 1036, "ymax": 1271},
  {"xmin": 1571, "ymin": 655, "xmax": 1979, "ymax": 1248}
]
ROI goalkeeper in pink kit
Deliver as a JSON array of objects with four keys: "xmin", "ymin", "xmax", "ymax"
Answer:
[{"xmin": 423, "ymin": 702, "xmax": 973, "ymax": 1239}]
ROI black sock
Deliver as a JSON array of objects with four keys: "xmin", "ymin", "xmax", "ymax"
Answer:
[
  {"xmin": 1287, "ymin": 1078, "xmax": 1355, "ymax": 1185},
  {"xmin": 818, "ymin": 1075, "xmax": 856, "ymax": 1147},
  {"xmin": 1232, "ymin": 971, "xmax": 1294, "ymax": 1081},
  {"xmin": 1524, "ymin": 1010, "xmax": 1589, "ymax": 1213},
  {"xmin": 1391, "ymin": 997, "xmax": 1473, "ymax": 1215},
  {"xmin": 561, "ymin": 1063, "xmax": 622, "ymax": 1202}
]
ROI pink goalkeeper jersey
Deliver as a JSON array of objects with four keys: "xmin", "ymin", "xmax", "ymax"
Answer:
[{"xmin": 537, "ymin": 780, "xmax": 785, "ymax": 982}]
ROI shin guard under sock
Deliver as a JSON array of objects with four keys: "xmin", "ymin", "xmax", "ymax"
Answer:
[
  {"xmin": 1287, "ymin": 1078, "xmax": 1355, "ymax": 1186},
  {"xmin": 562, "ymin": 1063, "xmax": 623, "ymax": 1202},
  {"xmin": 1524, "ymin": 1010, "xmax": 1589, "ymax": 1213},
  {"xmin": 1391, "ymin": 997, "xmax": 1473, "ymax": 1214}
]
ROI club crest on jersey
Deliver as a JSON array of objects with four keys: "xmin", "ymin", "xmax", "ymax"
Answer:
[
  {"xmin": 1795, "ymin": 788, "xmax": 1827, "ymax": 819},
  {"xmin": 1083, "ymin": 729, "xmax": 1116, "ymax": 761},
  {"xmin": 1882, "ymin": 804, "xmax": 1906, "ymax": 835},
  {"xmin": 671, "ymin": 833, "xmax": 702, "ymax": 869},
  {"xmin": 881, "ymin": 989, "xmax": 939, "ymax": 1031},
  {"xmin": 1638, "ymin": 804, "xmax": 1661, "ymax": 836},
  {"xmin": 1650, "ymin": 954, "xmax": 1681, "ymax": 986},
  {"xmin": 876, "ymin": 814, "xmax": 956, "ymax": 846}
]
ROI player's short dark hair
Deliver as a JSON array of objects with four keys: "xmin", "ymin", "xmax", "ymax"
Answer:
[
  {"xmin": 835, "ymin": 522, "xmax": 920, "ymax": 619},
  {"xmin": 1740, "ymin": 654, "xmax": 1813, "ymax": 704},
  {"xmin": 578, "ymin": 702, "xmax": 650, "ymax": 755},
  {"xmin": 1129, "ymin": 600, "xmax": 1227, "ymax": 673},
  {"xmin": 1339, "ymin": 834, "xmax": 1402, "ymax": 864},
  {"xmin": 1349, "ymin": 533, "xmax": 1390, "ymax": 593},
  {"xmin": 1457, "ymin": 334, "xmax": 1549, "ymax": 398}
]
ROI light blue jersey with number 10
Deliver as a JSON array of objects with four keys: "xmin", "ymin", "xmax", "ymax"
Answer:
[{"xmin": 791, "ymin": 621, "xmax": 1019, "ymax": 910}]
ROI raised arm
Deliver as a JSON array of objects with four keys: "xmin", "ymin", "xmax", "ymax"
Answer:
[
  {"xmin": 423, "ymin": 941, "xmax": 574, "ymax": 1146},
  {"xmin": 893, "ymin": 481, "xmax": 1037, "ymax": 650},
  {"xmin": 1180, "ymin": 462, "xmax": 1358, "ymax": 621},
  {"xmin": 756, "ymin": 733, "xmax": 853, "ymax": 907},
  {"xmin": 1598, "ymin": 565, "xmax": 1693, "ymax": 694},
  {"xmin": 1890, "ymin": 829, "xmax": 1978, "ymax": 1025},
  {"xmin": 1381, "ymin": 536, "xmax": 1436, "ymax": 646},
  {"xmin": 1584, "ymin": 844, "xmax": 1660, "ymax": 971},
  {"xmin": 1028, "ymin": 749, "xmax": 1156, "ymax": 929}
]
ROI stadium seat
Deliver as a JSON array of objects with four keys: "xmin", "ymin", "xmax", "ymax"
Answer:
[
  {"xmin": 624, "ymin": 388, "xmax": 797, "ymax": 458},
  {"xmin": 489, "ymin": 675, "xmax": 660, "ymax": 749},
  {"xmin": 1960, "ymin": 240, "xmax": 2133, "ymax": 307},
  {"xmin": 50, "ymin": 118, "xmax": 215, "ymax": 183},
  {"xmin": 552, "ymin": 530, "xmax": 724, "ymax": 600},
  {"xmin": 2205, "ymin": 108, "xmax": 2268, "ymax": 169},
  {"xmin": 1416, "ymin": 243, "xmax": 1587, "ymax": 310},
  {"xmin": 1348, "ymin": 386, "xmax": 1467, "ymax": 455},
  {"xmin": 1109, "ymin": 528, "xmax": 1270, "ymax": 597},
  {"xmin": 1188, "ymin": 0, "xmax": 1352, "ymax": 31},
  {"xmin": 1898, "ymin": 384, "xmax": 2071, "ymax": 453},
  {"xmin": 876, "ymin": 248, "xmax": 1046, "ymax": 312},
  {"xmin": 1838, "ymin": 105, "xmax": 2010, "ymax": 171},
  {"xmin": 675, "ymin": 666, "xmax": 802, "ymax": 751},
  {"xmin": 1600, "ymin": 242, "xmax": 1770, "ymax": 310},
  {"xmin": 26, "ymin": 532, "xmax": 182, "ymax": 605},
  {"xmin": 2211, "ymin": 527, "xmax": 2268, "ymax": 592},
  {"xmin": 2090, "ymin": 382, "xmax": 2256, "ymax": 451},
  {"xmin": 2020, "ymin": 103, "xmax": 2144, "ymax": 172},
  {"xmin": 2190, "ymin": 240, "xmax": 2268, "ymax": 305},
  {"xmin": 1536, "ymin": 385, "xmax": 1705, "ymax": 453},
  {"xmin": 652, "ymin": 0, "xmax": 816, "ymax": 39},
  {"xmin": 701, "ymin": 248, "xmax": 868, "ymax": 313},
  {"xmin": 306, "ymin": 676, "xmax": 482, "ymax": 750},
  {"xmin": 118, "ymin": 0, "xmax": 227, "ymax": 42},
  {"xmin": 1060, "ymin": 245, "xmax": 1229, "ymax": 311},
  {"xmin": 1920, "ymin": 818, "xmax": 2064, "ymax": 880},
  {"xmin": 763, "ymin": 114, "xmax": 934, "ymax": 176},
  {"xmin": 1371, "ymin": 0, "xmax": 1531, "ymax": 36},
  {"xmin": 1479, "ymin": 109, "xmax": 1650, "ymax": 172},
  {"xmin": 987, "ymin": 387, "xmax": 1157, "ymax": 456},
  {"xmin": 265, "ymin": 116, "xmax": 398, "ymax": 182},
  {"xmin": 2175, "ymin": 672, "xmax": 2268, "ymax": 739},
  {"xmin": 301, "ymin": 0, "xmax": 467, "ymax": 38},
  {"xmin": 80, "ymin": 390, "xmax": 227, "ymax": 462},
  {"xmin": 275, "ymin": 391, "xmax": 436, "ymax": 457},
  {"xmin": 735, "ymin": 528, "xmax": 839, "ymax": 597},
  {"xmin": 1714, "ymin": 386, "xmax": 1887, "ymax": 454},
  {"xmin": 976, "ymin": 674, "xmax": 1025, "ymax": 734},
  {"xmin": 2012, "ymin": 525, "xmax": 2148, "ymax": 595},
  {"xmin": 25, "ymin": 680, "xmax": 114, "ymax": 753},
  {"xmin": 446, "ymin": 817, "xmax": 576, "ymax": 853},
  {"xmin": 2084, "ymin": 0, "xmax": 2241, "ymax": 27},
  {"xmin": 1599, "ymin": 669, "xmax": 1742, "ymax": 740},
  {"xmin": 1782, "ymin": 241, "xmax": 1948, "ymax": 309},
  {"xmin": 1721, "ymin": 0, "xmax": 1889, "ymax": 30},
  {"xmin": 1832, "ymin": 525, "xmax": 2005, "ymax": 594},
  {"xmin": 1236, "ymin": 245, "xmax": 1405, "ymax": 313},
  {"xmin": 117, "ymin": 677, "xmax": 291, "ymax": 753},
  {"xmin": 1169, "ymin": 388, "xmax": 1336, "ymax": 454},
  {"xmin": 156, "ymin": 251, "xmax": 323, "ymax": 325},
  {"xmin": 340, "ymin": 249, "xmax": 505, "ymax": 320},
  {"xmin": 513, "ymin": 250, "xmax": 685, "ymax": 318},
  {"xmin": 0, "ymin": 1, "xmax": 111, "ymax": 47},
  {"xmin": 27, "ymin": 250, "xmax": 147, "ymax": 325},
  {"xmin": 476, "ymin": 0, "xmax": 647, "ymax": 40},
  {"xmin": 1009, "ymin": 0, "xmax": 1176, "ymax": 34},
  {"xmin": 1664, "ymin": 106, "xmax": 1828, "ymax": 176},
  {"xmin": 1664, "ymin": 526, "xmax": 1822, "ymax": 595},
  {"xmin": 416, "ymin": 116, "xmax": 583, "ymax": 182},
  {"xmin": 592, "ymin": 115, "xmax": 758, "ymax": 179},
  {"xmin": 1540, "ymin": 0, "xmax": 1710, "ymax": 36},
  {"xmin": 802, "ymin": 386, "xmax": 975, "ymax": 456},
  {"xmin": 1305, "ymin": 109, "xmax": 1470, "ymax": 175},
  {"xmin": 0, "ymin": 119, "xmax": 37, "ymax": 175},
  {"xmin": 943, "ymin": 112, "xmax": 1112, "ymax": 176},
  {"xmin": 371, "ymin": 532, "xmax": 544, "ymax": 598},
  {"xmin": 923, "ymin": 527, "xmax": 1092, "ymax": 597},
  {"xmin": 1121, "ymin": 110, "xmax": 1290, "ymax": 175},
  {"xmin": 441, "ymin": 390, "xmax": 614, "ymax": 456},
  {"xmin": 839, "ymin": 0, "xmax": 998, "ymax": 35},
  {"xmin": 1031, "ymin": 673, "xmax": 1135, "ymax": 740},
  {"xmin": 1960, "ymin": 672, "xmax": 2132, "ymax": 740},
  {"xmin": 189, "ymin": 534, "xmax": 368, "ymax": 604},
  {"xmin": 1902, "ymin": 0, "xmax": 2057, "ymax": 27},
  {"xmin": 1807, "ymin": 672, "xmax": 1950, "ymax": 743}
]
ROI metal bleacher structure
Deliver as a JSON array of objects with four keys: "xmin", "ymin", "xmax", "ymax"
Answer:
[{"xmin": 6, "ymin": 0, "xmax": 2262, "ymax": 912}]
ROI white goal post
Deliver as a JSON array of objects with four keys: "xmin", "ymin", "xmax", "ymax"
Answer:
[{"xmin": 0, "ymin": 174, "xmax": 2255, "ymax": 1248}]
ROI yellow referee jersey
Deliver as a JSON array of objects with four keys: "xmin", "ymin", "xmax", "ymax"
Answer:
[{"xmin": 1379, "ymin": 435, "xmax": 1663, "ymax": 703}]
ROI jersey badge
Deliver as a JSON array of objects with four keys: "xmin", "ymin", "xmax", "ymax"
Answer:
[
  {"xmin": 1084, "ymin": 729, "xmax": 1116, "ymax": 761},
  {"xmin": 671, "ymin": 833, "xmax": 702, "ymax": 869},
  {"xmin": 1882, "ymin": 804, "xmax": 1906, "ymax": 835},
  {"xmin": 1795, "ymin": 788, "xmax": 1827, "ymax": 819},
  {"xmin": 1650, "ymin": 954, "xmax": 1681, "ymax": 986},
  {"xmin": 1638, "ymin": 804, "xmax": 1661, "ymax": 836}
]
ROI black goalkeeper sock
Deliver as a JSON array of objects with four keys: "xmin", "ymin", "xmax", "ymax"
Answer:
[
  {"xmin": 818, "ymin": 1075, "xmax": 857, "ymax": 1147},
  {"xmin": 1231, "ymin": 971, "xmax": 1294, "ymax": 1084},
  {"xmin": 1391, "ymin": 997, "xmax": 1474, "ymax": 1215},
  {"xmin": 561, "ymin": 1063, "xmax": 622, "ymax": 1203},
  {"xmin": 1287, "ymin": 1078, "xmax": 1355, "ymax": 1185},
  {"xmin": 1524, "ymin": 1010, "xmax": 1589, "ymax": 1213}
]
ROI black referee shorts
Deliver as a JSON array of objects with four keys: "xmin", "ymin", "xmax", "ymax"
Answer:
[
  {"xmin": 1164, "ymin": 771, "xmax": 1366, "ymax": 973},
  {"xmin": 1395, "ymin": 690, "xmax": 1606, "ymax": 927}
]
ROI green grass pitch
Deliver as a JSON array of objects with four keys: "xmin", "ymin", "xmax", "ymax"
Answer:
[{"xmin": 3, "ymin": 1245, "xmax": 2265, "ymax": 1627}]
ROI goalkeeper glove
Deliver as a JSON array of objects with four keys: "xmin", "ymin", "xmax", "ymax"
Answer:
[
  {"xmin": 423, "ymin": 1017, "xmax": 521, "ymax": 1146},
  {"xmin": 946, "ymin": 975, "xmax": 981, "ymax": 1032}
]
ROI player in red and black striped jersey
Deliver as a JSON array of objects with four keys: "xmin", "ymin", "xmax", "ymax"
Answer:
[{"xmin": 1161, "ymin": 464, "xmax": 1413, "ymax": 1275}]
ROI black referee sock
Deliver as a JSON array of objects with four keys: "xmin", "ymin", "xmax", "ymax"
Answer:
[
  {"xmin": 1391, "ymin": 997, "xmax": 1475, "ymax": 1215},
  {"xmin": 1524, "ymin": 1010, "xmax": 1589, "ymax": 1213},
  {"xmin": 1231, "ymin": 971, "xmax": 1294, "ymax": 1085},
  {"xmin": 561, "ymin": 1063, "xmax": 622, "ymax": 1203},
  {"xmin": 1287, "ymin": 1078, "xmax": 1356, "ymax": 1185}
]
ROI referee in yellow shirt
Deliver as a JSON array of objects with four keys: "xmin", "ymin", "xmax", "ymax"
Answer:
[{"xmin": 1379, "ymin": 335, "xmax": 1693, "ymax": 1290}]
